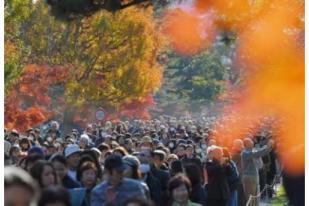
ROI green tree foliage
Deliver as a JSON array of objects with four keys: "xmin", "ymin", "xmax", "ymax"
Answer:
[{"xmin": 155, "ymin": 34, "xmax": 235, "ymax": 113}]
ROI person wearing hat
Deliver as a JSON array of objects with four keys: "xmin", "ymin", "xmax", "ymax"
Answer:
[
  {"xmin": 123, "ymin": 155, "xmax": 150, "ymax": 199},
  {"xmin": 150, "ymin": 150, "xmax": 170, "ymax": 205},
  {"xmin": 7, "ymin": 129, "xmax": 19, "ymax": 145},
  {"xmin": 91, "ymin": 154, "xmax": 146, "ymax": 206},
  {"xmin": 64, "ymin": 144, "xmax": 81, "ymax": 181}
]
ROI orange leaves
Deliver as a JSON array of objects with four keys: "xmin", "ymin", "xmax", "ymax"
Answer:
[{"xmin": 5, "ymin": 64, "xmax": 70, "ymax": 131}]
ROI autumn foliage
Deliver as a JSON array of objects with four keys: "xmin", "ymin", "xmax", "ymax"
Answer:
[{"xmin": 5, "ymin": 64, "xmax": 69, "ymax": 131}]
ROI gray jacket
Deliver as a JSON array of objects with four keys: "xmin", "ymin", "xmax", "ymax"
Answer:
[{"xmin": 241, "ymin": 145, "xmax": 271, "ymax": 178}]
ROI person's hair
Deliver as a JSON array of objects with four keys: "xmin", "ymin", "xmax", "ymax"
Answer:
[
  {"xmin": 124, "ymin": 197, "xmax": 155, "ymax": 206},
  {"xmin": 184, "ymin": 164, "xmax": 202, "ymax": 186},
  {"xmin": 30, "ymin": 160, "xmax": 57, "ymax": 188},
  {"xmin": 5, "ymin": 166, "xmax": 40, "ymax": 201},
  {"xmin": 97, "ymin": 143, "xmax": 110, "ymax": 151},
  {"xmin": 76, "ymin": 161, "xmax": 98, "ymax": 182},
  {"xmin": 126, "ymin": 162, "xmax": 142, "ymax": 180},
  {"xmin": 104, "ymin": 150, "xmax": 112, "ymax": 158},
  {"xmin": 50, "ymin": 154, "xmax": 67, "ymax": 166},
  {"xmin": 170, "ymin": 160, "xmax": 183, "ymax": 177},
  {"xmin": 9, "ymin": 146, "xmax": 20, "ymax": 156},
  {"xmin": 25, "ymin": 154, "xmax": 44, "ymax": 170},
  {"xmin": 168, "ymin": 174, "xmax": 192, "ymax": 205},
  {"xmin": 78, "ymin": 153, "xmax": 102, "ymax": 179},
  {"xmin": 222, "ymin": 147, "xmax": 231, "ymax": 160},
  {"xmin": 113, "ymin": 146, "xmax": 128, "ymax": 156},
  {"xmin": 38, "ymin": 185, "xmax": 71, "ymax": 206}
]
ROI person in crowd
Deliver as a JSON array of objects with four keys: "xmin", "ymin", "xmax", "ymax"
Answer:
[
  {"xmin": 50, "ymin": 154, "xmax": 81, "ymax": 189},
  {"xmin": 113, "ymin": 146, "xmax": 129, "ymax": 157},
  {"xmin": 97, "ymin": 143, "xmax": 111, "ymax": 164},
  {"xmin": 231, "ymin": 139, "xmax": 246, "ymax": 206},
  {"xmin": 206, "ymin": 146, "xmax": 232, "ymax": 206},
  {"xmin": 151, "ymin": 149, "xmax": 171, "ymax": 204},
  {"xmin": 9, "ymin": 145, "xmax": 22, "ymax": 165},
  {"xmin": 91, "ymin": 154, "xmax": 146, "ymax": 206},
  {"xmin": 25, "ymin": 153, "xmax": 44, "ymax": 171},
  {"xmin": 167, "ymin": 174, "xmax": 201, "ymax": 206},
  {"xmin": 46, "ymin": 121, "xmax": 61, "ymax": 139},
  {"xmin": 19, "ymin": 137, "xmax": 32, "ymax": 153},
  {"xmin": 30, "ymin": 160, "xmax": 57, "ymax": 188},
  {"xmin": 123, "ymin": 155, "xmax": 151, "ymax": 199},
  {"xmin": 222, "ymin": 148, "xmax": 239, "ymax": 206},
  {"xmin": 184, "ymin": 164, "xmax": 207, "ymax": 206},
  {"xmin": 38, "ymin": 185, "xmax": 71, "ymax": 206},
  {"xmin": 241, "ymin": 138, "xmax": 273, "ymax": 206},
  {"xmin": 5, "ymin": 166, "xmax": 40, "ymax": 206},
  {"xmin": 7, "ymin": 129, "xmax": 20, "ymax": 144},
  {"xmin": 64, "ymin": 144, "xmax": 81, "ymax": 181},
  {"xmin": 76, "ymin": 161, "xmax": 100, "ymax": 206}
]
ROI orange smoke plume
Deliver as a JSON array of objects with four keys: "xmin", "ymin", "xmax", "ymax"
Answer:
[
  {"xmin": 212, "ymin": 0, "xmax": 304, "ymax": 175},
  {"xmin": 161, "ymin": 0, "xmax": 304, "ymax": 175},
  {"xmin": 161, "ymin": 2, "xmax": 216, "ymax": 56}
]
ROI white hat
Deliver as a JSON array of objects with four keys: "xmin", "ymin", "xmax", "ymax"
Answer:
[{"xmin": 64, "ymin": 144, "xmax": 81, "ymax": 158}]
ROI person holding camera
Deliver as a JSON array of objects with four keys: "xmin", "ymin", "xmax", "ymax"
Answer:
[{"xmin": 241, "ymin": 138, "xmax": 274, "ymax": 206}]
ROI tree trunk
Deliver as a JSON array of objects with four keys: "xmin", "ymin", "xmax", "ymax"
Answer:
[{"xmin": 62, "ymin": 107, "xmax": 75, "ymax": 137}]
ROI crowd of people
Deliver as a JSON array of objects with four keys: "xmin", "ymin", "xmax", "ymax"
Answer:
[{"xmin": 4, "ymin": 116, "xmax": 279, "ymax": 206}]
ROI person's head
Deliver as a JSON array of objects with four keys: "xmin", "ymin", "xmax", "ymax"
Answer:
[
  {"xmin": 208, "ymin": 138, "xmax": 216, "ymax": 146},
  {"xmin": 50, "ymin": 154, "xmax": 68, "ymax": 182},
  {"xmin": 184, "ymin": 164, "xmax": 202, "ymax": 186},
  {"xmin": 210, "ymin": 146, "xmax": 223, "ymax": 162},
  {"xmin": 79, "ymin": 134, "xmax": 89, "ymax": 149},
  {"xmin": 123, "ymin": 155, "xmax": 141, "ymax": 179},
  {"xmin": 104, "ymin": 154, "xmax": 127, "ymax": 185},
  {"xmin": 176, "ymin": 143, "xmax": 186, "ymax": 157},
  {"xmin": 25, "ymin": 154, "xmax": 44, "ymax": 172},
  {"xmin": 28, "ymin": 146, "xmax": 45, "ymax": 157},
  {"xmin": 168, "ymin": 174, "xmax": 192, "ymax": 205},
  {"xmin": 30, "ymin": 160, "xmax": 57, "ymax": 188},
  {"xmin": 167, "ymin": 154, "xmax": 179, "ymax": 165},
  {"xmin": 64, "ymin": 144, "xmax": 81, "ymax": 169},
  {"xmin": 113, "ymin": 146, "xmax": 129, "ymax": 157},
  {"xmin": 124, "ymin": 197, "xmax": 155, "ymax": 206},
  {"xmin": 38, "ymin": 185, "xmax": 71, "ymax": 206},
  {"xmin": 232, "ymin": 139, "xmax": 244, "ymax": 153},
  {"xmin": 186, "ymin": 144, "xmax": 194, "ymax": 157},
  {"xmin": 77, "ymin": 161, "xmax": 98, "ymax": 188},
  {"xmin": 9, "ymin": 129, "xmax": 19, "ymax": 143},
  {"xmin": 140, "ymin": 136, "xmax": 153, "ymax": 149},
  {"xmin": 152, "ymin": 150, "xmax": 166, "ymax": 167},
  {"xmin": 19, "ymin": 137, "xmax": 31, "ymax": 151},
  {"xmin": 170, "ymin": 160, "xmax": 183, "ymax": 177},
  {"xmin": 9, "ymin": 145, "xmax": 21, "ymax": 157},
  {"xmin": 5, "ymin": 166, "xmax": 40, "ymax": 206},
  {"xmin": 51, "ymin": 121, "xmax": 59, "ymax": 131},
  {"xmin": 243, "ymin": 138, "xmax": 254, "ymax": 149}
]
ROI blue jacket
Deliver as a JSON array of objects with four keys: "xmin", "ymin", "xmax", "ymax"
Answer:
[{"xmin": 91, "ymin": 178, "xmax": 146, "ymax": 206}]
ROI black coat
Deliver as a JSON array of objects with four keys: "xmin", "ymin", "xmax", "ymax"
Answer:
[
  {"xmin": 146, "ymin": 172, "xmax": 163, "ymax": 206},
  {"xmin": 206, "ymin": 160, "xmax": 232, "ymax": 200},
  {"xmin": 190, "ymin": 183, "xmax": 207, "ymax": 206},
  {"xmin": 150, "ymin": 165, "xmax": 170, "ymax": 205},
  {"xmin": 62, "ymin": 174, "xmax": 81, "ymax": 189}
]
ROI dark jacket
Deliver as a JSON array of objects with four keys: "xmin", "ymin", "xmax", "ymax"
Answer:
[
  {"xmin": 190, "ymin": 183, "xmax": 207, "ymax": 206},
  {"xmin": 150, "ymin": 164, "xmax": 170, "ymax": 206},
  {"xmin": 206, "ymin": 160, "xmax": 232, "ymax": 200},
  {"xmin": 146, "ymin": 172, "xmax": 163, "ymax": 206},
  {"xmin": 63, "ymin": 174, "xmax": 81, "ymax": 189}
]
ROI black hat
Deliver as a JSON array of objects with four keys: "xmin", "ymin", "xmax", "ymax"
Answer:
[{"xmin": 104, "ymin": 154, "xmax": 127, "ymax": 172}]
